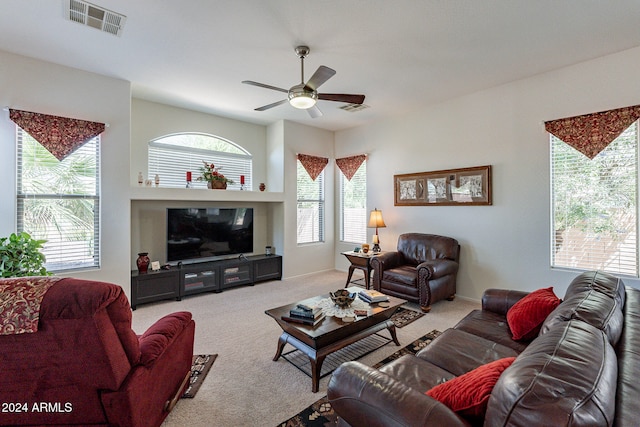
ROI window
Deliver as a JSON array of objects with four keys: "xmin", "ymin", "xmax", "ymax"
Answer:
[
  {"xmin": 17, "ymin": 128, "xmax": 100, "ymax": 272},
  {"xmin": 551, "ymin": 121, "xmax": 638, "ymax": 276},
  {"xmin": 340, "ymin": 162, "xmax": 367, "ymax": 243},
  {"xmin": 148, "ymin": 133, "xmax": 252, "ymax": 189},
  {"xmin": 297, "ymin": 161, "xmax": 324, "ymax": 244}
]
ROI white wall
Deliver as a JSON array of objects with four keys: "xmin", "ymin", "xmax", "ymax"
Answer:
[
  {"xmin": 280, "ymin": 120, "xmax": 336, "ymax": 277},
  {"xmin": 0, "ymin": 50, "xmax": 131, "ymax": 290},
  {"xmin": 335, "ymin": 45, "xmax": 640, "ymax": 300}
]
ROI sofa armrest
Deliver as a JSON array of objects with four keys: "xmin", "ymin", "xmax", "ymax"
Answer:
[
  {"xmin": 328, "ymin": 361, "xmax": 469, "ymax": 427},
  {"xmin": 482, "ymin": 289, "xmax": 529, "ymax": 315},
  {"xmin": 417, "ymin": 259, "xmax": 458, "ymax": 280},
  {"xmin": 138, "ymin": 311, "xmax": 193, "ymax": 366},
  {"xmin": 102, "ymin": 313, "xmax": 195, "ymax": 427},
  {"xmin": 371, "ymin": 251, "xmax": 403, "ymax": 272}
]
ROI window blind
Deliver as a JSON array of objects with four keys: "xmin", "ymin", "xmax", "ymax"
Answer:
[
  {"xmin": 17, "ymin": 128, "xmax": 100, "ymax": 272},
  {"xmin": 551, "ymin": 122, "xmax": 638, "ymax": 276},
  {"xmin": 297, "ymin": 160, "xmax": 324, "ymax": 244},
  {"xmin": 340, "ymin": 162, "xmax": 367, "ymax": 244},
  {"xmin": 148, "ymin": 137, "xmax": 252, "ymax": 190}
]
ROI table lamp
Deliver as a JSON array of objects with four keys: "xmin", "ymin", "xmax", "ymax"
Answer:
[{"xmin": 368, "ymin": 208, "xmax": 386, "ymax": 252}]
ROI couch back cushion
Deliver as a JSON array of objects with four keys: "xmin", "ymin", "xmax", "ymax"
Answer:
[
  {"xmin": 485, "ymin": 320, "xmax": 617, "ymax": 427},
  {"xmin": 541, "ymin": 270, "xmax": 625, "ymax": 346},
  {"xmin": 397, "ymin": 233, "xmax": 459, "ymax": 266},
  {"xmin": 615, "ymin": 287, "xmax": 640, "ymax": 427}
]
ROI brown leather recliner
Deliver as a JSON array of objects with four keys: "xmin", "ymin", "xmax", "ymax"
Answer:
[{"xmin": 371, "ymin": 233, "xmax": 459, "ymax": 312}]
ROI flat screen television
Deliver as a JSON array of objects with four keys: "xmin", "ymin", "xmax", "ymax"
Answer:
[{"xmin": 167, "ymin": 208, "xmax": 253, "ymax": 263}]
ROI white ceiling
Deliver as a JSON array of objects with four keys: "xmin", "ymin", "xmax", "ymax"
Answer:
[{"xmin": 2, "ymin": 0, "xmax": 640, "ymax": 131}]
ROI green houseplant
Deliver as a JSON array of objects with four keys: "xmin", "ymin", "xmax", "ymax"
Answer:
[{"xmin": 0, "ymin": 232, "xmax": 51, "ymax": 278}]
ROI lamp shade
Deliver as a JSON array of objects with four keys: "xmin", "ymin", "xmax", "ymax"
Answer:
[{"xmin": 368, "ymin": 209, "xmax": 386, "ymax": 228}]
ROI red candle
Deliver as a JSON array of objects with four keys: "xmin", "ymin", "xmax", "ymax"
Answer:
[
  {"xmin": 240, "ymin": 175, "xmax": 245, "ymax": 184},
  {"xmin": 186, "ymin": 171, "xmax": 192, "ymax": 182}
]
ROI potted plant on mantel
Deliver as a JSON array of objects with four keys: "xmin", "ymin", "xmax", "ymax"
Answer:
[
  {"xmin": 198, "ymin": 161, "xmax": 234, "ymax": 189},
  {"xmin": 0, "ymin": 232, "xmax": 51, "ymax": 278}
]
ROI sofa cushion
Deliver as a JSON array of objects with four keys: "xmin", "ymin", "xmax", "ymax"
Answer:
[
  {"xmin": 379, "ymin": 354, "xmax": 456, "ymax": 392},
  {"xmin": 455, "ymin": 309, "xmax": 528, "ymax": 353},
  {"xmin": 541, "ymin": 270, "xmax": 625, "ymax": 346},
  {"xmin": 485, "ymin": 320, "xmax": 617, "ymax": 427},
  {"xmin": 417, "ymin": 328, "xmax": 520, "ymax": 376},
  {"xmin": 426, "ymin": 357, "xmax": 516, "ymax": 420},
  {"xmin": 506, "ymin": 287, "xmax": 560, "ymax": 341},
  {"xmin": 383, "ymin": 266, "xmax": 418, "ymax": 286},
  {"xmin": 397, "ymin": 233, "xmax": 459, "ymax": 265}
]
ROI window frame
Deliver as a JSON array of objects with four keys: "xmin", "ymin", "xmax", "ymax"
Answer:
[
  {"xmin": 550, "ymin": 121, "xmax": 639, "ymax": 277},
  {"xmin": 296, "ymin": 161, "xmax": 325, "ymax": 245},
  {"xmin": 16, "ymin": 127, "xmax": 101, "ymax": 273},
  {"xmin": 339, "ymin": 161, "xmax": 367, "ymax": 244}
]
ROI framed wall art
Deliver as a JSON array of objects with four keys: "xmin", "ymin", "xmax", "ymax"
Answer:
[{"xmin": 394, "ymin": 165, "xmax": 492, "ymax": 206}]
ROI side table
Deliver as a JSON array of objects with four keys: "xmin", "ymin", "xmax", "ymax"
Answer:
[{"xmin": 341, "ymin": 251, "xmax": 383, "ymax": 289}]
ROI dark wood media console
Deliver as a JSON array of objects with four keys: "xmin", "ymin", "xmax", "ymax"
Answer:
[{"xmin": 131, "ymin": 254, "xmax": 282, "ymax": 309}]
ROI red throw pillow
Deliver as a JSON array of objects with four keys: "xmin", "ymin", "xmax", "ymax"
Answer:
[
  {"xmin": 507, "ymin": 287, "xmax": 561, "ymax": 341},
  {"xmin": 426, "ymin": 357, "xmax": 516, "ymax": 419}
]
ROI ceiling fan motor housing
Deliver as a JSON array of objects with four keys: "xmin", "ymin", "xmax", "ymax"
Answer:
[{"xmin": 288, "ymin": 83, "xmax": 317, "ymax": 109}]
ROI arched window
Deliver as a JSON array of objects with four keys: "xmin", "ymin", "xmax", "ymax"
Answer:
[{"xmin": 148, "ymin": 133, "xmax": 252, "ymax": 189}]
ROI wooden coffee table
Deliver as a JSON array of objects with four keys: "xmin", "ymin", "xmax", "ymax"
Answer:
[{"xmin": 265, "ymin": 287, "xmax": 405, "ymax": 392}]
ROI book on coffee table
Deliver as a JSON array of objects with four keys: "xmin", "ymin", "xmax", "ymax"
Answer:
[
  {"xmin": 359, "ymin": 289, "xmax": 389, "ymax": 303},
  {"xmin": 281, "ymin": 313, "xmax": 326, "ymax": 326},
  {"xmin": 289, "ymin": 304, "xmax": 322, "ymax": 319}
]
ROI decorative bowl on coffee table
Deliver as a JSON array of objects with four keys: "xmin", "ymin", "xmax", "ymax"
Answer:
[{"xmin": 329, "ymin": 289, "xmax": 356, "ymax": 308}]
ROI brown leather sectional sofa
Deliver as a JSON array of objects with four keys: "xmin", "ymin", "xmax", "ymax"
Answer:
[{"xmin": 327, "ymin": 270, "xmax": 640, "ymax": 426}]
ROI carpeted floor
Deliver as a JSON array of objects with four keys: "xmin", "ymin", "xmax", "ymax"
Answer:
[
  {"xmin": 277, "ymin": 330, "xmax": 442, "ymax": 427},
  {"xmin": 130, "ymin": 270, "xmax": 479, "ymax": 426}
]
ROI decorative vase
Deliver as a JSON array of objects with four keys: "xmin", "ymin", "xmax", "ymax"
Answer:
[
  {"xmin": 137, "ymin": 252, "xmax": 150, "ymax": 274},
  {"xmin": 207, "ymin": 181, "xmax": 227, "ymax": 189},
  {"xmin": 259, "ymin": 183, "xmax": 266, "ymax": 192}
]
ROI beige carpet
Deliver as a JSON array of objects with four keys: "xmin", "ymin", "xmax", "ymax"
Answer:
[{"xmin": 131, "ymin": 270, "xmax": 479, "ymax": 427}]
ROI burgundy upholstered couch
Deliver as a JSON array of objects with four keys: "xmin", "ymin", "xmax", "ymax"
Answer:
[
  {"xmin": 0, "ymin": 277, "xmax": 195, "ymax": 427},
  {"xmin": 328, "ymin": 270, "xmax": 640, "ymax": 426}
]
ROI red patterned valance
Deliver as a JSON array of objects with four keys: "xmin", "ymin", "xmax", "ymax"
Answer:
[
  {"xmin": 0, "ymin": 277, "xmax": 61, "ymax": 335},
  {"xmin": 336, "ymin": 154, "xmax": 366, "ymax": 181},
  {"xmin": 545, "ymin": 105, "xmax": 640, "ymax": 159},
  {"xmin": 297, "ymin": 153, "xmax": 328, "ymax": 181},
  {"xmin": 9, "ymin": 109, "xmax": 105, "ymax": 161}
]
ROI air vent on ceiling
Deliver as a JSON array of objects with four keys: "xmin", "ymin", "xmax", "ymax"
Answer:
[
  {"xmin": 339, "ymin": 103, "xmax": 370, "ymax": 113},
  {"xmin": 68, "ymin": 0, "xmax": 126, "ymax": 36}
]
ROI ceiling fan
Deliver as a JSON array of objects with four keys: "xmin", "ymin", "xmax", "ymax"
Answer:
[{"xmin": 242, "ymin": 45, "xmax": 365, "ymax": 118}]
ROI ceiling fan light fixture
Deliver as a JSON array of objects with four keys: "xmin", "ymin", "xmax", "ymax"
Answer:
[{"xmin": 288, "ymin": 90, "xmax": 317, "ymax": 109}]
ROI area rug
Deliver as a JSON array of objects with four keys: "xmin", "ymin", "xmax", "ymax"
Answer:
[
  {"xmin": 181, "ymin": 354, "xmax": 217, "ymax": 398},
  {"xmin": 276, "ymin": 330, "xmax": 442, "ymax": 427},
  {"xmin": 390, "ymin": 306, "xmax": 425, "ymax": 328}
]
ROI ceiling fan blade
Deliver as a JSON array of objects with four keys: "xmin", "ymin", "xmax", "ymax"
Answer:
[
  {"xmin": 242, "ymin": 80, "xmax": 289, "ymax": 94},
  {"xmin": 255, "ymin": 99, "xmax": 288, "ymax": 111},
  {"xmin": 306, "ymin": 105, "xmax": 323, "ymax": 118},
  {"xmin": 304, "ymin": 66, "xmax": 336, "ymax": 91},
  {"xmin": 318, "ymin": 93, "xmax": 365, "ymax": 104}
]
